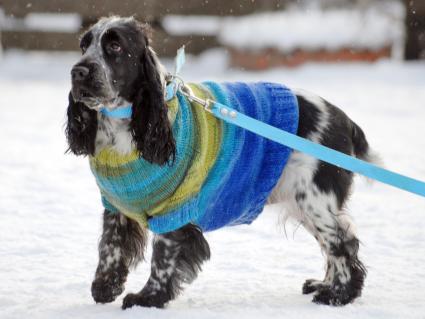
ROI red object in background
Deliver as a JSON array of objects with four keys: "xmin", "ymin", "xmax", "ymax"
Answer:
[{"xmin": 229, "ymin": 47, "xmax": 392, "ymax": 70}]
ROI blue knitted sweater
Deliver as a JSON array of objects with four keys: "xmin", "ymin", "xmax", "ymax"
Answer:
[{"xmin": 89, "ymin": 82, "xmax": 299, "ymax": 233}]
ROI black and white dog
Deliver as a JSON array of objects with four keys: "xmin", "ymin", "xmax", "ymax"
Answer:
[{"xmin": 66, "ymin": 16, "xmax": 376, "ymax": 309}]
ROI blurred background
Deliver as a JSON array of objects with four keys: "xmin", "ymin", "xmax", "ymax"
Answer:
[
  {"xmin": 0, "ymin": 0, "xmax": 424, "ymax": 68},
  {"xmin": 1, "ymin": 2, "xmax": 425, "ymax": 319}
]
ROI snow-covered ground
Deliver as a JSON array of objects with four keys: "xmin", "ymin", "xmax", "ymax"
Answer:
[{"xmin": 0, "ymin": 50, "xmax": 425, "ymax": 319}]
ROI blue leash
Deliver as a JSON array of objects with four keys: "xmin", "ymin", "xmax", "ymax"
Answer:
[
  {"xmin": 103, "ymin": 82, "xmax": 425, "ymax": 198},
  {"xmin": 205, "ymin": 99, "xmax": 425, "ymax": 198}
]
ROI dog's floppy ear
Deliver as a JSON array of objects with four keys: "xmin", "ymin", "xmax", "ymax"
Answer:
[
  {"xmin": 65, "ymin": 92, "xmax": 98, "ymax": 156},
  {"xmin": 130, "ymin": 33, "xmax": 175, "ymax": 165}
]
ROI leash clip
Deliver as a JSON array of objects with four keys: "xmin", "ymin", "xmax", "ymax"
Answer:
[{"xmin": 179, "ymin": 84, "xmax": 213, "ymax": 113}]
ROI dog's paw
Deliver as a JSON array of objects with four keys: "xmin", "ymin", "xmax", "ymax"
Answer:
[
  {"xmin": 91, "ymin": 274, "xmax": 125, "ymax": 304},
  {"xmin": 122, "ymin": 292, "xmax": 168, "ymax": 309},
  {"xmin": 302, "ymin": 279, "xmax": 327, "ymax": 295},
  {"xmin": 312, "ymin": 284, "xmax": 356, "ymax": 306}
]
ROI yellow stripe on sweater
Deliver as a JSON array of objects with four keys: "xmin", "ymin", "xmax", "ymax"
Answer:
[
  {"xmin": 91, "ymin": 149, "xmax": 138, "ymax": 168},
  {"xmin": 147, "ymin": 84, "xmax": 222, "ymax": 217}
]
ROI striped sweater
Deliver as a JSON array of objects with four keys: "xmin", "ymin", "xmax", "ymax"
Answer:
[{"xmin": 89, "ymin": 82, "xmax": 299, "ymax": 234}]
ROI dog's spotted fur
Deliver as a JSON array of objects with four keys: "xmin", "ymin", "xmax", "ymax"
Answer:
[
  {"xmin": 123, "ymin": 224, "xmax": 210, "ymax": 309},
  {"xmin": 268, "ymin": 90, "xmax": 370, "ymax": 305},
  {"xmin": 66, "ymin": 16, "xmax": 374, "ymax": 309},
  {"xmin": 91, "ymin": 210, "xmax": 147, "ymax": 304}
]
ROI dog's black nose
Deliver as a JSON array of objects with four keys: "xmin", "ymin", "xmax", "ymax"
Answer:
[{"xmin": 71, "ymin": 65, "xmax": 89, "ymax": 81}]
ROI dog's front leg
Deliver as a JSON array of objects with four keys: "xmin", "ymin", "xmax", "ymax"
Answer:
[
  {"xmin": 91, "ymin": 210, "xmax": 147, "ymax": 303},
  {"xmin": 122, "ymin": 224, "xmax": 210, "ymax": 309}
]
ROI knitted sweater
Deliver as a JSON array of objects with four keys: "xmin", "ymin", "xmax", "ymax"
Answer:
[{"xmin": 89, "ymin": 82, "xmax": 299, "ymax": 234}]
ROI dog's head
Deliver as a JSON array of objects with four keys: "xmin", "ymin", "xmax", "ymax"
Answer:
[{"xmin": 66, "ymin": 16, "xmax": 175, "ymax": 165}]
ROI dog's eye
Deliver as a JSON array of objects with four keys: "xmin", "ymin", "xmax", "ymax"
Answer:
[
  {"xmin": 109, "ymin": 42, "xmax": 122, "ymax": 53},
  {"xmin": 80, "ymin": 46, "xmax": 87, "ymax": 54}
]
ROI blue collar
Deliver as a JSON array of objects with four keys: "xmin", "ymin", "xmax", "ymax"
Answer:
[
  {"xmin": 99, "ymin": 105, "xmax": 133, "ymax": 119},
  {"xmin": 99, "ymin": 82, "xmax": 178, "ymax": 119}
]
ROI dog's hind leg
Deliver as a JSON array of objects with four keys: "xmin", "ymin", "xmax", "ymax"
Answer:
[
  {"xmin": 91, "ymin": 210, "xmax": 147, "ymax": 303},
  {"xmin": 274, "ymin": 152, "xmax": 367, "ymax": 305},
  {"xmin": 122, "ymin": 224, "xmax": 210, "ymax": 309},
  {"xmin": 268, "ymin": 92, "xmax": 369, "ymax": 305},
  {"xmin": 298, "ymin": 200, "xmax": 367, "ymax": 306}
]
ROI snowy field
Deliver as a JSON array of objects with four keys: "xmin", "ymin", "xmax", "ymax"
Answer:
[{"xmin": 0, "ymin": 50, "xmax": 425, "ymax": 319}]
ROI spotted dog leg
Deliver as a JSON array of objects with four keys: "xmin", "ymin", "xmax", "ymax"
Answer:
[
  {"xmin": 122, "ymin": 224, "xmax": 210, "ymax": 309},
  {"xmin": 270, "ymin": 153, "xmax": 367, "ymax": 305},
  {"xmin": 91, "ymin": 210, "xmax": 147, "ymax": 303},
  {"xmin": 295, "ymin": 186, "xmax": 367, "ymax": 306},
  {"xmin": 267, "ymin": 92, "xmax": 370, "ymax": 305}
]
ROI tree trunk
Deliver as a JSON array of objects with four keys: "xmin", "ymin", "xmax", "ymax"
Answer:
[{"xmin": 404, "ymin": 0, "xmax": 425, "ymax": 60}]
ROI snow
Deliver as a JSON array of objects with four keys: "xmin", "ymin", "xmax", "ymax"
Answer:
[
  {"xmin": 24, "ymin": 13, "xmax": 82, "ymax": 32},
  {"xmin": 161, "ymin": 3, "xmax": 405, "ymax": 58},
  {"xmin": 162, "ymin": 15, "xmax": 222, "ymax": 36},
  {"xmin": 1, "ymin": 50, "xmax": 425, "ymax": 319},
  {"xmin": 219, "ymin": 2, "xmax": 405, "ymax": 53},
  {"xmin": 0, "ymin": 12, "xmax": 81, "ymax": 32}
]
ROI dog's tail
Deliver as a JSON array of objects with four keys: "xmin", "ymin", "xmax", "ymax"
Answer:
[{"xmin": 351, "ymin": 120, "xmax": 383, "ymax": 169}]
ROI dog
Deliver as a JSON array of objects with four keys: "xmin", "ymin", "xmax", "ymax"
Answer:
[{"xmin": 66, "ymin": 16, "xmax": 376, "ymax": 309}]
